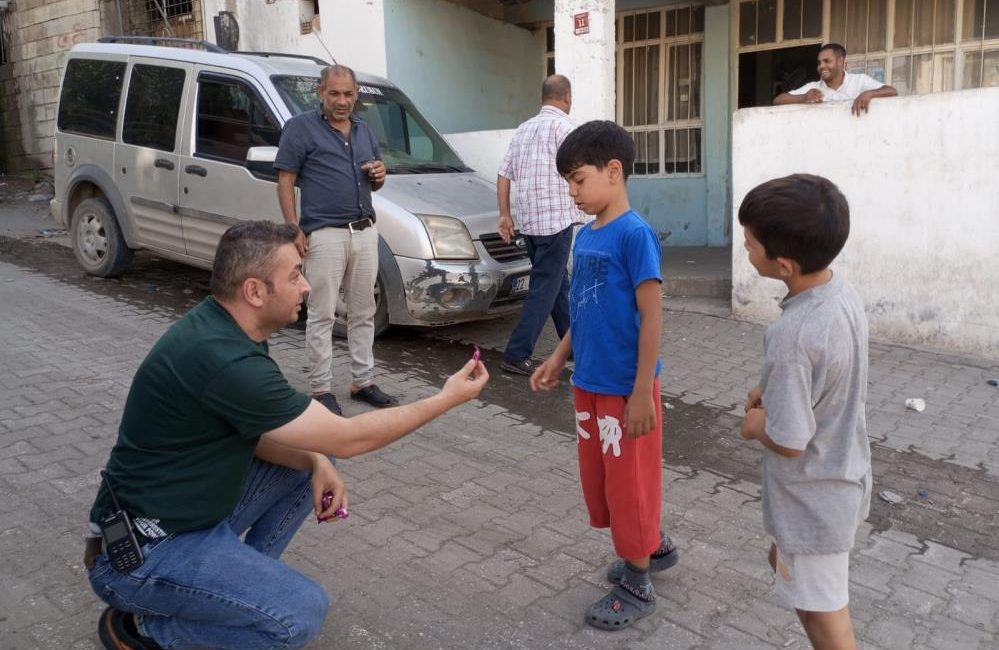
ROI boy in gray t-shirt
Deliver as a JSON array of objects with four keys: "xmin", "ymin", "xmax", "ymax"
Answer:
[{"xmin": 738, "ymin": 174, "xmax": 871, "ymax": 649}]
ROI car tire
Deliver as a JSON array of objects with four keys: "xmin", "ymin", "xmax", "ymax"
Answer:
[
  {"xmin": 332, "ymin": 273, "xmax": 390, "ymax": 338},
  {"xmin": 70, "ymin": 197, "xmax": 133, "ymax": 277}
]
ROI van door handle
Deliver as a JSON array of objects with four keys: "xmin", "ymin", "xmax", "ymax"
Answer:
[
  {"xmin": 184, "ymin": 165, "xmax": 208, "ymax": 177},
  {"xmin": 153, "ymin": 158, "xmax": 175, "ymax": 170}
]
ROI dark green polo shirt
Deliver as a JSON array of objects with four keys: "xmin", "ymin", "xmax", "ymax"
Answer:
[{"xmin": 89, "ymin": 298, "xmax": 311, "ymax": 534}]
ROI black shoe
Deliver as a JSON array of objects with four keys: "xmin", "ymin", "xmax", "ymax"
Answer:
[
  {"xmin": 350, "ymin": 384, "xmax": 398, "ymax": 408},
  {"xmin": 500, "ymin": 358, "xmax": 535, "ymax": 376},
  {"xmin": 98, "ymin": 607, "xmax": 163, "ymax": 650},
  {"xmin": 313, "ymin": 392, "xmax": 342, "ymax": 416}
]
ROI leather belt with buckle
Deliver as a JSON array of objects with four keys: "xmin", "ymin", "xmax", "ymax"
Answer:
[{"xmin": 333, "ymin": 217, "xmax": 375, "ymax": 233}]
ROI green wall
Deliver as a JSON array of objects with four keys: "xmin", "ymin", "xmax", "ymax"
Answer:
[{"xmin": 384, "ymin": 0, "xmax": 541, "ymax": 134}]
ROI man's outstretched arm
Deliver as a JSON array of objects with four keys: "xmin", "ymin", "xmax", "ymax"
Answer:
[{"xmin": 264, "ymin": 359, "xmax": 489, "ymax": 459}]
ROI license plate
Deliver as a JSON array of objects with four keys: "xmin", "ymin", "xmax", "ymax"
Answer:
[{"xmin": 512, "ymin": 275, "xmax": 530, "ymax": 294}]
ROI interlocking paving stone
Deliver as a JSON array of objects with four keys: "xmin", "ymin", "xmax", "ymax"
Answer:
[{"xmin": 1, "ymin": 238, "xmax": 998, "ymax": 647}]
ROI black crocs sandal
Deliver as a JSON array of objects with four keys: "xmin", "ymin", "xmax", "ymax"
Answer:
[{"xmin": 585, "ymin": 585, "xmax": 656, "ymax": 630}]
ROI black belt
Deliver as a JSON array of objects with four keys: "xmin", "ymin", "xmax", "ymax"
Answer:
[{"xmin": 330, "ymin": 216, "xmax": 375, "ymax": 232}]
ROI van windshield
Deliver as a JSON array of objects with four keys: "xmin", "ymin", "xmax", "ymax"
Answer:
[{"xmin": 273, "ymin": 75, "xmax": 472, "ymax": 174}]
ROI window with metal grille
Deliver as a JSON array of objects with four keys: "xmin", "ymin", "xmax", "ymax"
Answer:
[
  {"xmin": 835, "ymin": 0, "xmax": 998, "ymax": 93},
  {"xmin": 300, "ymin": 0, "xmax": 320, "ymax": 35},
  {"xmin": 618, "ymin": 6, "xmax": 705, "ymax": 177},
  {"xmin": 0, "ymin": 13, "xmax": 8, "ymax": 65},
  {"xmin": 544, "ymin": 26, "xmax": 555, "ymax": 78},
  {"xmin": 736, "ymin": 0, "xmax": 998, "ymax": 94},
  {"xmin": 962, "ymin": 0, "xmax": 999, "ymax": 87},
  {"xmin": 144, "ymin": 0, "xmax": 193, "ymax": 21}
]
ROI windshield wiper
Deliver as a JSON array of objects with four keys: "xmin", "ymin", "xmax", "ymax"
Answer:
[{"xmin": 387, "ymin": 163, "xmax": 470, "ymax": 174}]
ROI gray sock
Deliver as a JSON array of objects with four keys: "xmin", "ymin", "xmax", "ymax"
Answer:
[
  {"xmin": 622, "ymin": 562, "xmax": 655, "ymax": 602},
  {"xmin": 652, "ymin": 535, "xmax": 674, "ymax": 557}
]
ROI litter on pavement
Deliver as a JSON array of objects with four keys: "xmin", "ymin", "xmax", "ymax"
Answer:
[{"xmin": 879, "ymin": 490, "xmax": 904, "ymax": 505}]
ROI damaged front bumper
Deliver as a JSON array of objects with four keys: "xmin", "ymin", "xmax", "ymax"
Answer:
[{"xmin": 393, "ymin": 256, "xmax": 531, "ymax": 327}]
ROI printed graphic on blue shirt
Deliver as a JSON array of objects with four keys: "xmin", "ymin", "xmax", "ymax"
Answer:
[{"xmin": 570, "ymin": 249, "xmax": 610, "ymax": 325}]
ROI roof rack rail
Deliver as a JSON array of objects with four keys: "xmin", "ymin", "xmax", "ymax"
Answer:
[
  {"xmin": 97, "ymin": 36, "xmax": 228, "ymax": 53},
  {"xmin": 235, "ymin": 51, "xmax": 330, "ymax": 66}
]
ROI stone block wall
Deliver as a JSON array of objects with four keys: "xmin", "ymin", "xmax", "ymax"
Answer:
[{"xmin": 0, "ymin": 0, "xmax": 204, "ymax": 172}]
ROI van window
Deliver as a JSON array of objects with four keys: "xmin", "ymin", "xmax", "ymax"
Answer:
[
  {"xmin": 57, "ymin": 59, "xmax": 126, "ymax": 138},
  {"xmin": 196, "ymin": 75, "xmax": 281, "ymax": 163},
  {"xmin": 273, "ymin": 76, "xmax": 470, "ymax": 174},
  {"xmin": 122, "ymin": 64, "xmax": 186, "ymax": 152}
]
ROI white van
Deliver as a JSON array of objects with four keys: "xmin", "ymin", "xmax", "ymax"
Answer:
[{"xmin": 51, "ymin": 38, "xmax": 531, "ymax": 334}]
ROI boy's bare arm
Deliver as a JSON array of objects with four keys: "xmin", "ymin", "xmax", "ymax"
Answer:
[
  {"xmin": 740, "ymin": 408, "xmax": 803, "ymax": 458},
  {"xmin": 624, "ymin": 280, "xmax": 662, "ymax": 438}
]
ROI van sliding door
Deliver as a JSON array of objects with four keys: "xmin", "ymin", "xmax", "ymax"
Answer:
[{"xmin": 176, "ymin": 69, "xmax": 286, "ymax": 263}]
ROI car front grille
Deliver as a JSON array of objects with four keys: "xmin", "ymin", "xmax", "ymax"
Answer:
[{"xmin": 479, "ymin": 232, "xmax": 529, "ymax": 263}]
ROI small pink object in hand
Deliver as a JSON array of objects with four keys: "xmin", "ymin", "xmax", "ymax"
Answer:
[
  {"xmin": 472, "ymin": 346, "xmax": 481, "ymax": 363},
  {"xmin": 317, "ymin": 490, "xmax": 349, "ymax": 523}
]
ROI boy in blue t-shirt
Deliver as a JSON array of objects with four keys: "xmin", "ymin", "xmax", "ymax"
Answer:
[{"xmin": 531, "ymin": 121, "xmax": 678, "ymax": 630}]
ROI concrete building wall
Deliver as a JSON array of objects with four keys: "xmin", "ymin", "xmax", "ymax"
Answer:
[
  {"xmin": 383, "ymin": 0, "xmax": 539, "ymax": 134},
  {"xmin": 503, "ymin": 0, "xmax": 733, "ymax": 247},
  {"xmin": 731, "ymin": 87, "xmax": 999, "ymax": 358},
  {"xmin": 0, "ymin": 0, "xmax": 114, "ymax": 172},
  {"xmin": 200, "ymin": 0, "xmax": 387, "ymax": 75}
]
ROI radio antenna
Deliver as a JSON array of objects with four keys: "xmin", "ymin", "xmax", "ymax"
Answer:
[{"xmin": 312, "ymin": 26, "xmax": 337, "ymax": 64}]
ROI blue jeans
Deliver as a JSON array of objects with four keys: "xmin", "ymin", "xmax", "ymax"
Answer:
[
  {"xmin": 503, "ymin": 226, "xmax": 574, "ymax": 363},
  {"xmin": 88, "ymin": 460, "xmax": 327, "ymax": 649}
]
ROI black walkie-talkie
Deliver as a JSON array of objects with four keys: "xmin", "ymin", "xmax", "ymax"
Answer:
[{"xmin": 98, "ymin": 470, "xmax": 144, "ymax": 572}]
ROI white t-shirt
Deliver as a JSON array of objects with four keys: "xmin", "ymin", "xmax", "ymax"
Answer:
[{"xmin": 789, "ymin": 72, "xmax": 885, "ymax": 101}]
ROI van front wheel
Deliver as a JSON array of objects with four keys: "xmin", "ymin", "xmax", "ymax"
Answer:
[
  {"xmin": 71, "ymin": 197, "xmax": 133, "ymax": 277},
  {"xmin": 332, "ymin": 273, "xmax": 390, "ymax": 338}
]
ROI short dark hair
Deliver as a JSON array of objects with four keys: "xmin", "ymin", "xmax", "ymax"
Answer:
[
  {"xmin": 211, "ymin": 221, "xmax": 300, "ymax": 300},
  {"xmin": 542, "ymin": 74, "xmax": 571, "ymax": 101},
  {"xmin": 738, "ymin": 174, "xmax": 850, "ymax": 274},
  {"xmin": 320, "ymin": 64, "xmax": 357, "ymax": 87},
  {"xmin": 556, "ymin": 120, "xmax": 636, "ymax": 180},
  {"xmin": 819, "ymin": 43, "xmax": 847, "ymax": 59}
]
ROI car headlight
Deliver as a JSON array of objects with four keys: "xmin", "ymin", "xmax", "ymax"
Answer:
[{"xmin": 416, "ymin": 214, "xmax": 479, "ymax": 260}]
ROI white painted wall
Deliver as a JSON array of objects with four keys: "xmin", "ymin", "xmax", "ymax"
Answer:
[
  {"xmin": 731, "ymin": 87, "xmax": 999, "ymax": 359},
  {"xmin": 444, "ymin": 129, "xmax": 514, "ymax": 181},
  {"xmin": 201, "ymin": 0, "xmax": 387, "ymax": 76},
  {"xmin": 553, "ymin": 0, "xmax": 616, "ymax": 122}
]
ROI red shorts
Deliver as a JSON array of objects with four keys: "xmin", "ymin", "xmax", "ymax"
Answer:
[{"xmin": 574, "ymin": 379, "xmax": 663, "ymax": 560}]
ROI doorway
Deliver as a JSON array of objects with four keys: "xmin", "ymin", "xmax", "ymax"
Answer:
[{"xmin": 738, "ymin": 44, "xmax": 821, "ymax": 108}]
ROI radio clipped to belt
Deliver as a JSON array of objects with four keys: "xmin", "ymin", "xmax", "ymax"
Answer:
[{"xmin": 98, "ymin": 469, "xmax": 145, "ymax": 572}]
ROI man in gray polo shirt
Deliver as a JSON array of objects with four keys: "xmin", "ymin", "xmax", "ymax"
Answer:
[{"xmin": 276, "ymin": 64, "xmax": 397, "ymax": 414}]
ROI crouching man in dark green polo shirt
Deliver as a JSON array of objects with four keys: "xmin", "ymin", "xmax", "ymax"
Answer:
[{"xmin": 84, "ymin": 221, "xmax": 489, "ymax": 650}]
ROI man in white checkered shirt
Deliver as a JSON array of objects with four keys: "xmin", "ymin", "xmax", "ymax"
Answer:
[{"xmin": 497, "ymin": 74, "xmax": 586, "ymax": 376}]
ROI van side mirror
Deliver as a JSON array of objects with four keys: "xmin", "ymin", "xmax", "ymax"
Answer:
[{"xmin": 246, "ymin": 146, "xmax": 278, "ymax": 181}]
